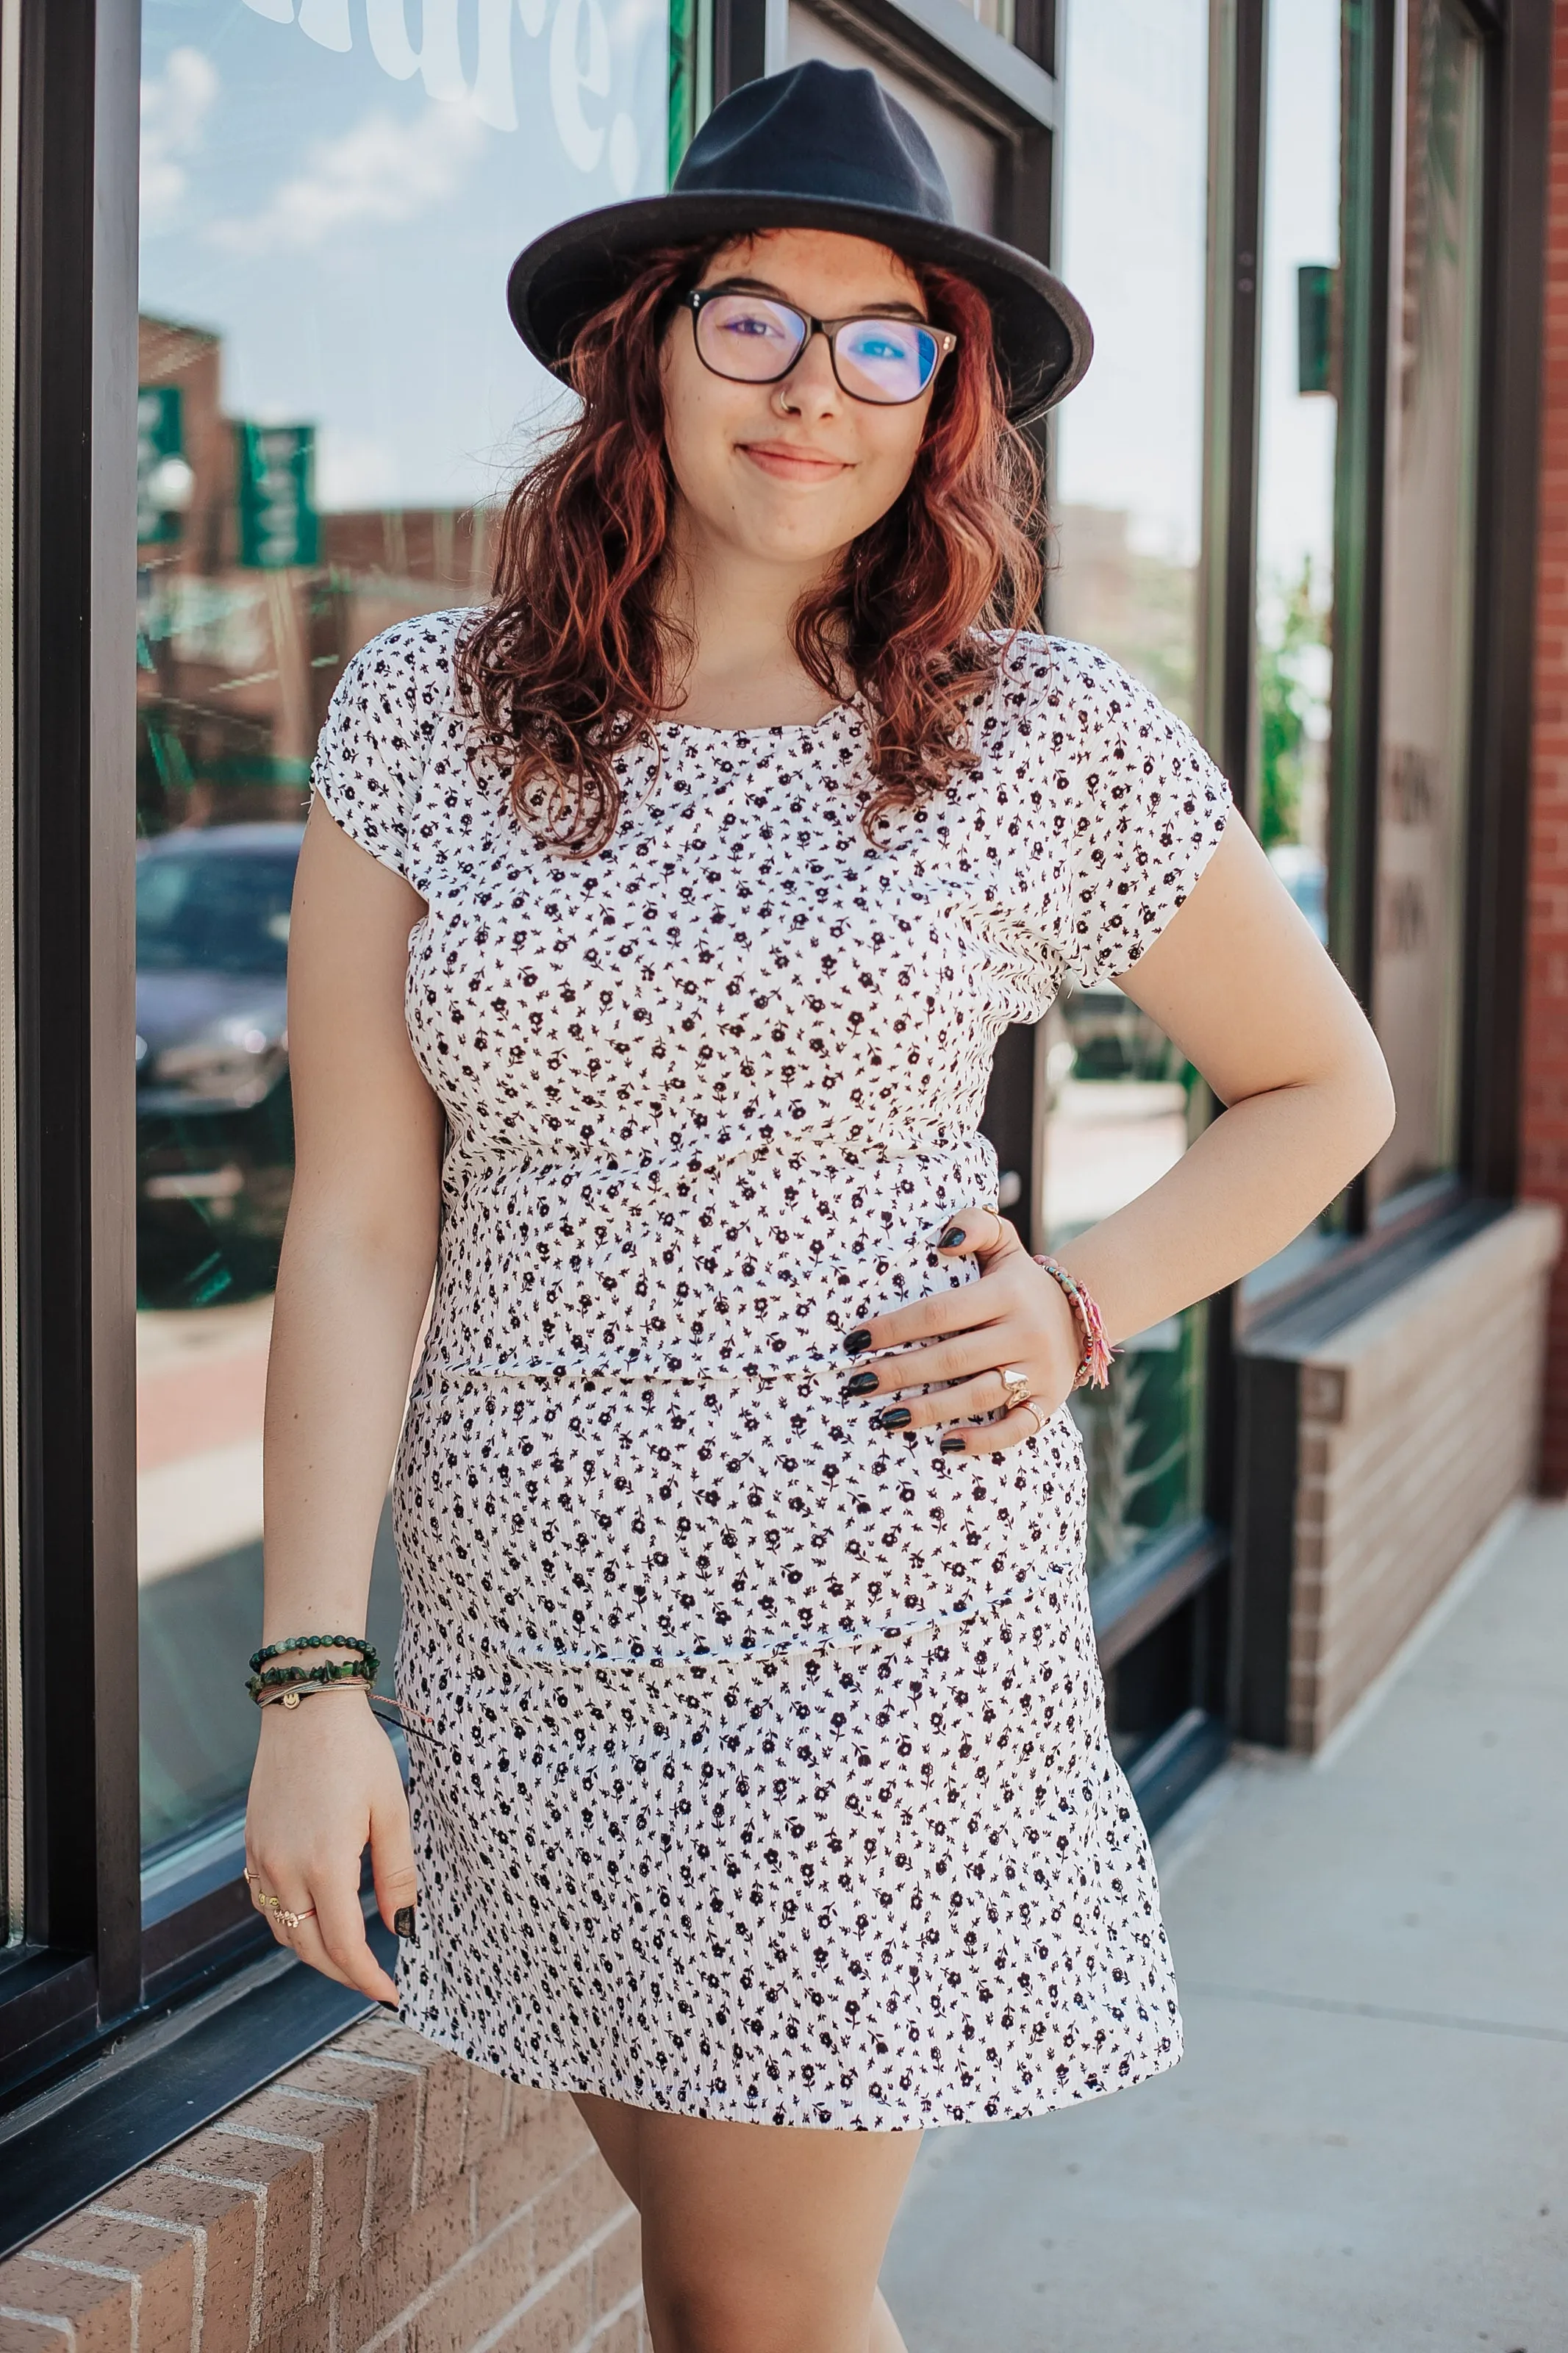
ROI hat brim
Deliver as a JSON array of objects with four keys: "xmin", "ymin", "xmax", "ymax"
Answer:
[{"xmin": 506, "ymin": 191, "xmax": 1092, "ymax": 426}]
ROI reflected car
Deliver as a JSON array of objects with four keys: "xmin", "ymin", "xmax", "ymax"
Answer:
[{"xmin": 135, "ymin": 823, "xmax": 302, "ymax": 1304}]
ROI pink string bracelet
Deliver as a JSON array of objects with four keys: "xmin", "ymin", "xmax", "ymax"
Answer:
[{"xmin": 1034, "ymin": 1255, "xmax": 1117, "ymax": 1390}]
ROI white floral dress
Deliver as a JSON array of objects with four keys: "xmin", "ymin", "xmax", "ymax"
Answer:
[{"xmin": 312, "ymin": 612, "xmax": 1232, "ymax": 2129}]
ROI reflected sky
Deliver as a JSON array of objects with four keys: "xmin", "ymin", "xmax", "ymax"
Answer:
[{"xmin": 141, "ymin": 0, "xmax": 669, "ymax": 510}]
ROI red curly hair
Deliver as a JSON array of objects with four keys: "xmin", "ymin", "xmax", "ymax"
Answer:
[{"xmin": 457, "ymin": 239, "xmax": 1045, "ymax": 855}]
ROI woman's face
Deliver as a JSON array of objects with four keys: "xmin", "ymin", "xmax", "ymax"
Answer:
[{"xmin": 659, "ymin": 227, "xmax": 938, "ymax": 577}]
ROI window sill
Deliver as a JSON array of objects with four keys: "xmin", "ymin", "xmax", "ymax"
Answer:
[{"xmin": 0, "ymin": 1921, "xmax": 391, "ymax": 2261}]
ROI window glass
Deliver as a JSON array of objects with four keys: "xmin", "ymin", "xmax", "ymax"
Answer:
[
  {"xmin": 1367, "ymin": 0, "xmax": 1483, "ymax": 1215},
  {"xmin": 1042, "ymin": 0, "xmax": 1210, "ymax": 1579},
  {"xmin": 1256, "ymin": 0, "xmax": 1339, "ymax": 944},
  {"xmin": 1037, "ymin": 1005, "xmax": 1209, "ymax": 1580},
  {"xmin": 136, "ymin": 0, "xmax": 669, "ymax": 1863},
  {"xmin": 1239, "ymin": 0, "xmax": 1346, "ymax": 1314},
  {"xmin": 785, "ymin": 8, "xmax": 998, "ymax": 232},
  {"xmin": 1050, "ymin": 0, "xmax": 1207, "ymax": 723}
]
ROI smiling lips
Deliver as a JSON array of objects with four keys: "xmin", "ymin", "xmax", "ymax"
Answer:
[{"xmin": 737, "ymin": 440, "xmax": 851, "ymax": 482}]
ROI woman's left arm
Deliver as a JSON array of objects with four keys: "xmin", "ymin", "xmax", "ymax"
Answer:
[
  {"xmin": 848, "ymin": 813, "xmax": 1395, "ymax": 1448},
  {"xmin": 1049, "ymin": 807, "xmax": 1395, "ymax": 1341}
]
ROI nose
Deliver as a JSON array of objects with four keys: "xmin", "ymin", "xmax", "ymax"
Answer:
[{"xmin": 774, "ymin": 324, "xmax": 842, "ymax": 416}]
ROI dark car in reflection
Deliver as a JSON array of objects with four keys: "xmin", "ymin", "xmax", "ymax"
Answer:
[{"xmin": 136, "ymin": 823, "xmax": 302, "ymax": 1304}]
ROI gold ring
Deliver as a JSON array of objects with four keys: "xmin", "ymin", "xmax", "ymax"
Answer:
[
  {"xmin": 1020, "ymin": 1399, "xmax": 1045, "ymax": 1438},
  {"xmin": 277, "ymin": 1906, "xmax": 316, "ymax": 1933},
  {"xmin": 1000, "ymin": 1364, "xmax": 1033, "ymax": 1407}
]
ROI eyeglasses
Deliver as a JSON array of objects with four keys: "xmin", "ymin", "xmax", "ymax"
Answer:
[{"xmin": 684, "ymin": 287, "xmax": 957, "ymax": 406}]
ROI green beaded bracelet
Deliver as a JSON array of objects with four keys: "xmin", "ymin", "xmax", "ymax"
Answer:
[
  {"xmin": 246, "ymin": 1655, "xmax": 377, "ymax": 1704},
  {"xmin": 248, "ymin": 1632, "xmax": 378, "ymax": 1676}
]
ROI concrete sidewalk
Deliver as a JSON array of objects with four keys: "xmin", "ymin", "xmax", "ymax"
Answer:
[{"xmin": 883, "ymin": 1502, "xmax": 1568, "ymax": 2352}]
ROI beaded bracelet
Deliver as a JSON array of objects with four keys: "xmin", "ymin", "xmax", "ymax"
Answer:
[
  {"xmin": 246, "ymin": 1635, "xmax": 379, "ymax": 1707},
  {"xmin": 1034, "ymin": 1255, "xmax": 1117, "ymax": 1390},
  {"xmin": 248, "ymin": 1632, "xmax": 376, "ymax": 1675},
  {"xmin": 247, "ymin": 1654, "xmax": 378, "ymax": 1704}
]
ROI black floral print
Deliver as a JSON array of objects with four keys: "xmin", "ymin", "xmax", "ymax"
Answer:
[{"xmin": 312, "ymin": 610, "xmax": 1231, "ymax": 2128}]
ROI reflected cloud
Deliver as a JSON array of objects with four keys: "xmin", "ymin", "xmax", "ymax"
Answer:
[
  {"xmin": 316, "ymin": 426, "xmax": 404, "ymax": 509},
  {"xmin": 141, "ymin": 46, "xmax": 219, "ymax": 235},
  {"xmin": 210, "ymin": 97, "xmax": 488, "ymax": 254}
]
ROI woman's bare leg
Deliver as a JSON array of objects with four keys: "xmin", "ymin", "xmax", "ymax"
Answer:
[{"xmin": 575, "ymin": 2093, "xmax": 919, "ymax": 2353}]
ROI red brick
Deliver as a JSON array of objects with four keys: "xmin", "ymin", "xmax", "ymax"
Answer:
[
  {"xmin": 336, "ymin": 2174, "xmax": 476, "ymax": 2352},
  {"xmin": 590, "ymin": 2315, "xmax": 642, "ymax": 2353},
  {"xmin": 404, "ymin": 2217, "xmax": 534, "ymax": 2353},
  {"xmin": 490, "ymin": 2260, "xmax": 593, "ymax": 2353},
  {"xmin": 21, "ymin": 2213, "xmax": 196, "ymax": 2353},
  {"xmin": 329, "ymin": 2024, "xmax": 470, "ymax": 2202},
  {"xmin": 90, "ymin": 2170, "xmax": 257, "ymax": 2353},
  {"xmin": 232, "ymin": 2085, "xmax": 371, "ymax": 2295},
  {"xmin": 256, "ymin": 2293, "xmax": 334, "ymax": 2353},
  {"xmin": 0, "ymin": 2319, "xmax": 71, "ymax": 2353},
  {"xmin": 472, "ymin": 2104, "xmax": 595, "ymax": 2236},
  {"xmin": 503, "ymin": 2086, "xmax": 557, "ymax": 2141},
  {"xmin": 281, "ymin": 2054, "xmax": 419, "ymax": 2243},
  {"xmin": 159, "ymin": 2127, "xmax": 312, "ymax": 2334},
  {"xmin": 590, "ymin": 2211, "xmax": 642, "ymax": 2315},
  {"xmin": 0, "ymin": 2254, "xmax": 134, "ymax": 2353},
  {"xmin": 530, "ymin": 2160, "xmax": 626, "ymax": 2279},
  {"xmin": 461, "ymin": 2071, "xmax": 508, "ymax": 2171}
]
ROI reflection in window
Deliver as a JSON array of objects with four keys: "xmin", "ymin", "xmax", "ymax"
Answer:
[
  {"xmin": 1368, "ymin": 0, "xmax": 1483, "ymax": 1215},
  {"xmin": 1042, "ymin": 0, "xmax": 1210, "ymax": 1578},
  {"xmin": 1256, "ymin": 0, "xmax": 1339, "ymax": 946},
  {"xmin": 1050, "ymin": 0, "xmax": 1208, "ymax": 722},
  {"xmin": 1038, "ymin": 996, "xmax": 1206, "ymax": 1580},
  {"xmin": 1234, "ymin": 0, "xmax": 1348, "ymax": 1314},
  {"xmin": 136, "ymin": 0, "xmax": 669, "ymax": 1860}
]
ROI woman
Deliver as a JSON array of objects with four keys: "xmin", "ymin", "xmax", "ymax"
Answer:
[{"xmin": 244, "ymin": 60, "xmax": 1393, "ymax": 2353}]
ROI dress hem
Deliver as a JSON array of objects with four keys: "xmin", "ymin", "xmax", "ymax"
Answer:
[{"xmin": 391, "ymin": 1991, "xmax": 1184, "ymax": 2133}]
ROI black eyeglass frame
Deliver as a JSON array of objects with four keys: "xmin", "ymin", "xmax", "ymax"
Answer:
[{"xmin": 683, "ymin": 287, "xmax": 958, "ymax": 404}]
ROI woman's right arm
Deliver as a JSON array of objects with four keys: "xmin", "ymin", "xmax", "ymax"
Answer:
[{"xmin": 244, "ymin": 799, "xmax": 445, "ymax": 2002}]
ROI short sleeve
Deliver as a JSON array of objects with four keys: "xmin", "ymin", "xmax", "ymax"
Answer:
[
  {"xmin": 311, "ymin": 612, "xmax": 467, "ymax": 881},
  {"xmin": 1050, "ymin": 644, "xmax": 1234, "ymax": 989}
]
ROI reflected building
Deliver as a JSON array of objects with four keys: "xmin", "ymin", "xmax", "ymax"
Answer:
[{"xmin": 137, "ymin": 311, "xmax": 491, "ymax": 843}]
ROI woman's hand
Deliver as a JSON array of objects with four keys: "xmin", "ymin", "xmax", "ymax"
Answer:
[
  {"xmin": 842, "ymin": 1206, "xmax": 1082, "ymax": 1454},
  {"xmin": 244, "ymin": 1691, "xmax": 416, "ymax": 2004}
]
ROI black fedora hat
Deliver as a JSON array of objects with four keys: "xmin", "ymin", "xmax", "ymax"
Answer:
[{"xmin": 507, "ymin": 61, "xmax": 1092, "ymax": 426}]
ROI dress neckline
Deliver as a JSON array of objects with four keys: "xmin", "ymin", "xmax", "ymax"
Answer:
[{"xmin": 653, "ymin": 699, "xmax": 860, "ymax": 743}]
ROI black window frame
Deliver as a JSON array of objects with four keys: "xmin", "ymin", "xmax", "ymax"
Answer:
[
  {"xmin": 0, "ymin": 0, "xmax": 398, "ymax": 2249},
  {"xmin": 1231, "ymin": 0, "xmax": 1553, "ymax": 1740}
]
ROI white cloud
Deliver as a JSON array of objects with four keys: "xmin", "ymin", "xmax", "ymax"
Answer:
[
  {"xmin": 140, "ymin": 46, "xmax": 219, "ymax": 235},
  {"xmin": 315, "ymin": 427, "xmax": 401, "ymax": 510},
  {"xmin": 209, "ymin": 101, "xmax": 488, "ymax": 256}
]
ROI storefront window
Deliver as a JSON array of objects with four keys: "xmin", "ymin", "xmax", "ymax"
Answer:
[
  {"xmin": 1050, "ymin": 0, "xmax": 1207, "ymax": 721},
  {"xmin": 135, "ymin": 0, "xmax": 668, "ymax": 1860},
  {"xmin": 1367, "ymin": 0, "xmax": 1483, "ymax": 1216},
  {"xmin": 1236, "ymin": 0, "xmax": 1345, "ymax": 1313},
  {"xmin": 1037, "ymin": 1002, "xmax": 1209, "ymax": 1579},
  {"xmin": 1255, "ymin": 0, "xmax": 1339, "ymax": 946},
  {"xmin": 1042, "ymin": 0, "xmax": 1210, "ymax": 1579},
  {"xmin": 787, "ymin": 7, "xmax": 1000, "ymax": 231}
]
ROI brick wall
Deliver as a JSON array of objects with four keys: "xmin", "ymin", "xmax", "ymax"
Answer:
[
  {"xmin": 1286, "ymin": 1202, "xmax": 1561, "ymax": 1750},
  {"xmin": 1522, "ymin": 3, "xmax": 1568, "ymax": 1493},
  {"xmin": 0, "ymin": 2018, "xmax": 645, "ymax": 2353}
]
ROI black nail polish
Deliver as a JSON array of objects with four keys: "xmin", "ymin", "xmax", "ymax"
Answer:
[
  {"xmin": 844, "ymin": 1369, "xmax": 878, "ymax": 1396},
  {"xmin": 844, "ymin": 1327, "xmax": 873, "ymax": 1354},
  {"xmin": 940, "ymin": 1435, "xmax": 967, "ymax": 1454},
  {"xmin": 873, "ymin": 1406, "xmax": 912, "ymax": 1429},
  {"xmin": 939, "ymin": 1226, "xmax": 967, "ymax": 1249},
  {"xmin": 394, "ymin": 1905, "xmax": 416, "ymax": 1939}
]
